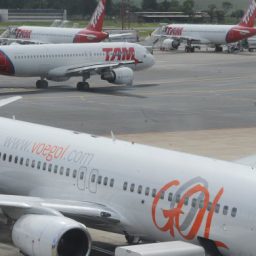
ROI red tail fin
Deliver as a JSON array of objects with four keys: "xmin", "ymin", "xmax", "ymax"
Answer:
[
  {"xmin": 86, "ymin": 0, "xmax": 106, "ymax": 32},
  {"xmin": 239, "ymin": 0, "xmax": 256, "ymax": 27}
]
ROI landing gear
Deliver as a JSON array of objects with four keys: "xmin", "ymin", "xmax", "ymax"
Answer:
[
  {"xmin": 215, "ymin": 45, "xmax": 223, "ymax": 52},
  {"xmin": 76, "ymin": 82, "xmax": 90, "ymax": 91},
  {"xmin": 36, "ymin": 79, "xmax": 48, "ymax": 89},
  {"xmin": 125, "ymin": 234, "xmax": 141, "ymax": 245},
  {"xmin": 185, "ymin": 46, "xmax": 195, "ymax": 53}
]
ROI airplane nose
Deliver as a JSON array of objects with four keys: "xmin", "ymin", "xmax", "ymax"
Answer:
[{"xmin": 148, "ymin": 53, "xmax": 155, "ymax": 67}]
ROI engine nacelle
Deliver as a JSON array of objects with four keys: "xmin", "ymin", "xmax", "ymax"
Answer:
[
  {"xmin": 12, "ymin": 215, "xmax": 91, "ymax": 256},
  {"xmin": 101, "ymin": 67, "xmax": 134, "ymax": 86},
  {"xmin": 161, "ymin": 39, "xmax": 180, "ymax": 51}
]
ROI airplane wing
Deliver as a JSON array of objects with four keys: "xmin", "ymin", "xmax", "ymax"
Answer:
[
  {"xmin": 0, "ymin": 194, "xmax": 120, "ymax": 224},
  {"xmin": 0, "ymin": 37, "xmax": 45, "ymax": 45},
  {"xmin": 108, "ymin": 33, "xmax": 133, "ymax": 39},
  {"xmin": 234, "ymin": 155, "xmax": 256, "ymax": 168},
  {"xmin": 48, "ymin": 61, "xmax": 139, "ymax": 78}
]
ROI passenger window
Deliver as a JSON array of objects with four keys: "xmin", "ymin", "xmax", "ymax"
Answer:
[
  {"xmin": 37, "ymin": 161, "xmax": 41, "ymax": 169},
  {"xmin": 192, "ymin": 198, "xmax": 197, "ymax": 208},
  {"xmin": 130, "ymin": 183, "xmax": 135, "ymax": 192},
  {"xmin": 215, "ymin": 204, "xmax": 220, "ymax": 214},
  {"xmin": 207, "ymin": 202, "xmax": 212, "ymax": 211},
  {"xmin": 26, "ymin": 158, "xmax": 29, "ymax": 167},
  {"xmin": 43, "ymin": 162, "xmax": 47, "ymax": 171},
  {"xmin": 14, "ymin": 156, "xmax": 18, "ymax": 164},
  {"xmin": 54, "ymin": 165, "xmax": 58, "ymax": 174},
  {"xmin": 73, "ymin": 169, "xmax": 77, "ymax": 178},
  {"xmin": 66, "ymin": 168, "xmax": 70, "ymax": 177},
  {"xmin": 97, "ymin": 176, "xmax": 102, "ymax": 184},
  {"xmin": 91, "ymin": 174, "xmax": 96, "ymax": 183},
  {"xmin": 9, "ymin": 155, "xmax": 12, "ymax": 162},
  {"xmin": 138, "ymin": 185, "xmax": 143, "ymax": 194},
  {"xmin": 60, "ymin": 167, "xmax": 64, "ymax": 175},
  {"xmin": 103, "ymin": 177, "xmax": 108, "ymax": 186},
  {"xmin": 77, "ymin": 171, "xmax": 83, "ymax": 179},
  {"xmin": 175, "ymin": 194, "xmax": 180, "ymax": 203},
  {"xmin": 168, "ymin": 192, "xmax": 173, "ymax": 202},
  {"xmin": 152, "ymin": 189, "xmax": 157, "ymax": 198},
  {"xmin": 145, "ymin": 187, "xmax": 150, "ymax": 196},
  {"xmin": 160, "ymin": 191, "xmax": 165, "ymax": 200},
  {"xmin": 110, "ymin": 179, "xmax": 114, "ymax": 187},
  {"xmin": 31, "ymin": 160, "xmax": 36, "ymax": 168},
  {"xmin": 223, "ymin": 205, "xmax": 229, "ymax": 216},
  {"xmin": 231, "ymin": 207, "xmax": 237, "ymax": 218},
  {"xmin": 123, "ymin": 182, "xmax": 128, "ymax": 191},
  {"xmin": 199, "ymin": 200, "xmax": 204, "ymax": 209},
  {"xmin": 3, "ymin": 153, "xmax": 6, "ymax": 161},
  {"xmin": 48, "ymin": 164, "xmax": 52, "ymax": 172}
]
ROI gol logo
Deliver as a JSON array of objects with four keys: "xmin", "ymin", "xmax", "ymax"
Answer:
[{"xmin": 152, "ymin": 177, "xmax": 228, "ymax": 249}]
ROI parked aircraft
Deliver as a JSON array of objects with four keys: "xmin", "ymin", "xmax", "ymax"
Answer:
[
  {"xmin": 0, "ymin": 96, "xmax": 254, "ymax": 256},
  {"xmin": 0, "ymin": 42, "xmax": 155, "ymax": 89},
  {"xmin": 0, "ymin": 0, "xmax": 130, "ymax": 45},
  {"xmin": 157, "ymin": 0, "xmax": 256, "ymax": 52}
]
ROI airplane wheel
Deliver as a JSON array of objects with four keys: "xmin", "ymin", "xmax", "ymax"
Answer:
[
  {"xmin": 77, "ymin": 82, "xmax": 90, "ymax": 91},
  {"xmin": 125, "ymin": 234, "xmax": 141, "ymax": 245},
  {"xmin": 36, "ymin": 80, "xmax": 48, "ymax": 89}
]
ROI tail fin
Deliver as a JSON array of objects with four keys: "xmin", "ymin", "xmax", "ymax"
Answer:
[
  {"xmin": 86, "ymin": 0, "xmax": 106, "ymax": 32},
  {"xmin": 239, "ymin": 0, "xmax": 256, "ymax": 27}
]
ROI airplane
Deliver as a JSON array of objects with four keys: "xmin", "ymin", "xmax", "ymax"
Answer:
[
  {"xmin": 0, "ymin": 0, "xmax": 131, "ymax": 45},
  {"xmin": 0, "ymin": 96, "xmax": 254, "ymax": 256},
  {"xmin": 0, "ymin": 42, "xmax": 155, "ymax": 89},
  {"xmin": 156, "ymin": 0, "xmax": 256, "ymax": 52}
]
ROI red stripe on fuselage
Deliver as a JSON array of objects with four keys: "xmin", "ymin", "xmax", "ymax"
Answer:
[{"xmin": 73, "ymin": 29, "xmax": 108, "ymax": 43}]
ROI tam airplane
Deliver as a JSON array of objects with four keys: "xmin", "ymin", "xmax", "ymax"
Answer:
[
  {"xmin": 159, "ymin": 0, "xmax": 256, "ymax": 52},
  {"xmin": 1, "ymin": 0, "xmax": 130, "ymax": 45},
  {"xmin": 0, "ymin": 96, "xmax": 255, "ymax": 256},
  {"xmin": 0, "ymin": 42, "xmax": 155, "ymax": 89}
]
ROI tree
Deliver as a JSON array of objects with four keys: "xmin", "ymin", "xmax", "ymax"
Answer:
[
  {"xmin": 222, "ymin": 1, "xmax": 233, "ymax": 14},
  {"xmin": 231, "ymin": 9, "xmax": 244, "ymax": 20},
  {"xmin": 106, "ymin": 0, "xmax": 113, "ymax": 16},
  {"xmin": 142, "ymin": 0, "xmax": 158, "ymax": 11},
  {"xmin": 169, "ymin": 0, "xmax": 181, "ymax": 12},
  {"xmin": 207, "ymin": 4, "xmax": 217, "ymax": 23},
  {"xmin": 182, "ymin": 0, "xmax": 194, "ymax": 16},
  {"xmin": 215, "ymin": 9, "xmax": 225, "ymax": 23},
  {"xmin": 158, "ymin": 0, "xmax": 171, "ymax": 12}
]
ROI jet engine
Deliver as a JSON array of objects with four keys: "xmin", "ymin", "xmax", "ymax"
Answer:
[
  {"xmin": 101, "ymin": 67, "xmax": 134, "ymax": 86},
  {"xmin": 161, "ymin": 39, "xmax": 180, "ymax": 51},
  {"xmin": 12, "ymin": 214, "xmax": 91, "ymax": 256}
]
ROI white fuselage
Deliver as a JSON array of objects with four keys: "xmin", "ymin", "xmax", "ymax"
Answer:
[
  {"xmin": 165, "ymin": 24, "xmax": 256, "ymax": 45},
  {"xmin": 0, "ymin": 42, "xmax": 154, "ymax": 77},
  {"xmin": 13, "ymin": 26, "xmax": 82, "ymax": 44},
  {"xmin": 0, "ymin": 117, "xmax": 255, "ymax": 256}
]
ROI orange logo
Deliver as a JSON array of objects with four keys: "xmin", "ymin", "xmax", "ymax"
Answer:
[{"xmin": 152, "ymin": 178, "xmax": 228, "ymax": 249}]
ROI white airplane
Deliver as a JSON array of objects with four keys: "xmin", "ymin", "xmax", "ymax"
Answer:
[
  {"xmin": 158, "ymin": 0, "xmax": 256, "ymax": 52},
  {"xmin": 0, "ymin": 96, "xmax": 254, "ymax": 256},
  {"xmin": 0, "ymin": 42, "xmax": 155, "ymax": 89},
  {"xmin": 0, "ymin": 0, "xmax": 130, "ymax": 45}
]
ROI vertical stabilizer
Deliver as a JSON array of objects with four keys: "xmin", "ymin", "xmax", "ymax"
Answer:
[
  {"xmin": 239, "ymin": 0, "xmax": 256, "ymax": 27},
  {"xmin": 86, "ymin": 0, "xmax": 106, "ymax": 32}
]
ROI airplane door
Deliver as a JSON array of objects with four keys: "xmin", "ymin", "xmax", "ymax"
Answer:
[
  {"xmin": 88, "ymin": 169, "xmax": 99, "ymax": 193},
  {"xmin": 77, "ymin": 166, "xmax": 87, "ymax": 191}
]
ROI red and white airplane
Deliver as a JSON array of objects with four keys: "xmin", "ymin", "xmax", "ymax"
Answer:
[
  {"xmin": 158, "ymin": 0, "xmax": 256, "ymax": 52},
  {"xmin": 0, "ymin": 96, "xmax": 254, "ymax": 256},
  {"xmin": 1, "ymin": 0, "xmax": 130, "ymax": 45},
  {"xmin": 0, "ymin": 42, "xmax": 155, "ymax": 89}
]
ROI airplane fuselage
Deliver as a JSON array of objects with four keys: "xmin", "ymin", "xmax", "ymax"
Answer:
[
  {"xmin": 165, "ymin": 24, "xmax": 256, "ymax": 45},
  {"xmin": 0, "ymin": 117, "xmax": 255, "ymax": 256}
]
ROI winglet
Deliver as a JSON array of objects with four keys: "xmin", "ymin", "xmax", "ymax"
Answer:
[
  {"xmin": 239, "ymin": 0, "xmax": 256, "ymax": 27},
  {"xmin": 0, "ymin": 96, "xmax": 22, "ymax": 107},
  {"xmin": 86, "ymin": 0, "xmax": 106, "ymax": 32}
]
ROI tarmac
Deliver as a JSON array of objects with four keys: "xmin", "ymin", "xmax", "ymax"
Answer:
[{"xmin": 1, "ymin": 49, "xmax": 256, "ymax": 255}]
